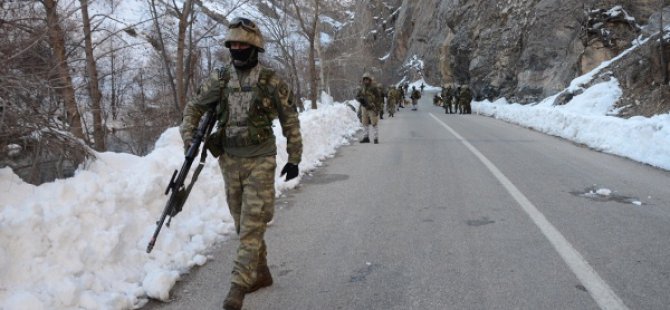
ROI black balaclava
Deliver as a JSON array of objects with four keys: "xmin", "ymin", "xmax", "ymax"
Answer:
[{"xmin": 230, "ymin": 46, "xmax": 259, "ymax": 70}]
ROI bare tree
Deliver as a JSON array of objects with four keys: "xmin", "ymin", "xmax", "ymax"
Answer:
[
  {"xmin": 260, "ymin": 0, "xmax": 306, "ymax": 111},
  {"xmin": 661, "ymin": 0, "xmax": 668, "ymax": 84},
  {"xmin": 291, "ymin": 0, "xmax": 321, "ymax": 109},
  {"xmin": 43, "ymin": 0, "xmax": 87, "ymax": 142},
  {"xmin": 173, "ymin": 0, "xmax": 194, "ymax": 112},
  {"xmin": 148, "ymin": 0, "xmax": 180, "ymax": 113},
  {"xmin": 79, "ymin": 0, "xmax": 106, "ymax": 150}
]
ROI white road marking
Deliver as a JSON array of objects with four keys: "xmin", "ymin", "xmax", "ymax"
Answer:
[{"xmin": 429, "ymin": 113, "xmax": 629, "ymax": 310}]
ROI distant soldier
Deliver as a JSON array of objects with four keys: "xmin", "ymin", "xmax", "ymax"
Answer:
[
  {"xmin": 403, "ymin": 83, "xmax": 409, "ymax": 98},
  {"xmin": 377, "ymin": 83, "xmax": 387, "ymax": 119},
  {"xmin": 454, "ymin": 85, "xmax": 462, "ymax": 114},
  {"xmin": 442, "ymin": 85, "xmax": 453, "ymax": 114},
  {"xmin": 410, "ymin": 86, "xmax": 421, "ymax": 111},
  {"xmin": 420, "ymin": 82, "xmax": 425, "ymax": 93},
  {"xmin": 387, "ymin": 86, "xmax": 401, "ymax": 117},
  {"xmin": 398, "ymin": 86, "xmax": 406, "ymax": 109},
  {"xmin": 356, "ymin": 73, "xmax": 382, "ymax": 144},
  {"xmin": 458, "ymin": 85, "xmax": 473, "ymax": 114}
]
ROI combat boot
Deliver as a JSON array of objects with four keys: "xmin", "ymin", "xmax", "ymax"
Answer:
[
  {"xmin": 360, "ymin": 136, "xmax": 370, "ymax": 143},
  {"xmin": 248, "ymin": 265, "xmax": 273, "ymax": 293},
  {"xmin": 223, "ymin": 283, "xmax": 246, "ymax": 310},
  {"xmin": 374, "ymin": 138, "xmax": 379, "ymax": 144}
]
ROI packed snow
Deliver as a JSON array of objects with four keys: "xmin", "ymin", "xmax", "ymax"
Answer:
[
  {"xmin": 473, "ymin": 78, "xmax": 670, "ymax": 171},
  {"xmin": 0, "ymin": 100, "xmax": 360, "ymax": 310}
]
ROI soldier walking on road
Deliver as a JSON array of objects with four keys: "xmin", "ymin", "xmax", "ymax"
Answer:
[
  {"xmin": 398, "ymin": 86, "xmax": 406, "ymax": 109},
  {"xmin": 387, "ymin": 86, "xmax": 401, "ymax": 117},
  {"xmin": 179, "ymin": 17, "xmax": 302, "ymax": 310},
  {"xmin": 410, "ymin": 86, "xmax": 421, "ymax": 111},
  {"xmin": 377, "ymin": 83, "xmax": 387, "ymax": 120},
  {"xmin": 356, "ymin": 73, "xmax": 382, "ymax": 144}
]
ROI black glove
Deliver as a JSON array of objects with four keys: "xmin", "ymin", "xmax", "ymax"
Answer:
[{"xmin": 280, "ymin": 163, "xmax": 299, "ymax": 181}]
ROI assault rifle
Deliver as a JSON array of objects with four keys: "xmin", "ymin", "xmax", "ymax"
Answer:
[{"xmin": 146, "ymin": 108, "xmax": 217, "ymax": 253}]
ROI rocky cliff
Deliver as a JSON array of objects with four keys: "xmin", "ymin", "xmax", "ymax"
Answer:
[{"xmin": 345, "ymin": 0, "xmax": 669, "ymax": 109}]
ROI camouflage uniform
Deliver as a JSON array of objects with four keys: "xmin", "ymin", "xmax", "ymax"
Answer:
[
  {"xmin": 180, "ymin": 17, "xmax": 302, "ymax": 310},
  {"xmin": 442, "ymin": 85, "xmax": 453, "ymax": 114},
  {"xmin": 386, "ymin": 87, "xmax": 401, "ymax": 117},
  {"xmin": 410, "ymin": 87, "xmax": 421, "ymax": 111},
  {"xmin": 376, "ymin": 83, "xmax": 386, "ymax": 119},
  {"xmin": 356, "ymin": 73, "xmax": 382, "ymax": 143},
  {"xmin": 459, "ymin": 86, "xmax": 473, "ymax": 114}
]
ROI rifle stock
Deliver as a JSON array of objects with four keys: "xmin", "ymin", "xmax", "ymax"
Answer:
[{"xmin": 146, "ymin": 109, "xmax": 216, "ymax": 253}]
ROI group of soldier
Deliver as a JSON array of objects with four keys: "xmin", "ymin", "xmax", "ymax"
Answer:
[
  {"xmin": 355, "ymin": 72, "xmax": 477, "ymax": 144},
  {"xmin": 433, "ymin": 84, "xmax": 473, "ymax": 114},
  {"xmin": 355, "ymin": 75, "xmax": 426, "ymax": 144}
]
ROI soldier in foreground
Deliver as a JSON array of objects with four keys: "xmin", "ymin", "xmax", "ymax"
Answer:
[
  {"xmin": 410, "ymin": 86, "xmax": 421, "ymax": 111},
  {"xmin": 179, "ymin": 17, "xmax": 302, "ymax": 310},
  {"xmin": 387, "ymin": 86, "xmax": 401, "ymax": 117},
  {"xmin": 356, "ymin": 73, "xmax": 382, "ymax": 144}
]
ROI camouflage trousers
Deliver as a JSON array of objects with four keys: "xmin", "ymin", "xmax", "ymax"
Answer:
[
  {"xmin": 386, "ymin": 100, "xmax": 396, "ymax": 116},
  {"xmin": 361, "ymin": 106, "xmax": 379, "ymax": 139},
  {"xmin": 219, "ymin": 153, "xmax": 276, "ymax": 289},
  {"xmin": 361, "ymin": 106, "xmax": 379, "ymax": 127}
]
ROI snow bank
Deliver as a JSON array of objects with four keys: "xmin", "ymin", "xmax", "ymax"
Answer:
[
  {"xmin": 474, "ymin": 78, "xmax": 670, "ymax": 171},
  {"xmin": 0, "ymin": 102, "xmax": 360, "ymax": 309},
  {"xmin": 406, "ymin": 79, "xmax": 441, "ymax": 93}
]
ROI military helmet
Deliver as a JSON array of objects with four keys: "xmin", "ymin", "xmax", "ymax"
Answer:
[
  {"xmin": 224, "ymin": 17, "xmax": 265, "ymax": 52},
  {"xmin": 362, "ymin": 72, "xmax": 374, "ymax": 81}
]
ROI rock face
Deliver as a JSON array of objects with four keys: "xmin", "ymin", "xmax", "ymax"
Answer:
[{"xmin": 367, "ymin": 0, "xmax": 662, "ymax": 103}]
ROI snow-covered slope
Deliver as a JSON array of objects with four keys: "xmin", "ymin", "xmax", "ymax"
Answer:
[
  {"xmin": 474, "ymin": 82, "xmax": 670, "ymax": 171},
  {"xmin": 0, "ymin": 99, "xmax": 360, "ymax": 310},
  {"xmin": 472, "ymin": 39, "xmax": 670, "ymax": 171}
]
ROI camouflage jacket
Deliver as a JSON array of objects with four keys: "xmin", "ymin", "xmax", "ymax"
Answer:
[
  {"xmin": 441, "ymin": 87, "xmax": 453, "ymax": 101},
  {"xmin": 459, "ymin": 88, "xmax": 472, "ymax": 105},
  {"xmin": 355, "ymin": 84, "xmax": 382, "ymax": 112},
  {"xmin": 387, "ymin": 89, "xmax": 401, "ymax": 102},
  {"xmin": 375, "ymin": 84, "xmax": 386, "ymax": 111},
  {"xmin": 410, "ymin": 90, "xmax": 421, "ymax": 100},
  {"xmin": 180, "ymin": 65, "xmax": 302, "ymax": 164}
]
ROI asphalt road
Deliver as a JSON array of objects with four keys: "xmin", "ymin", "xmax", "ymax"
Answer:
[{"xmin": 145, "ymin": 91, "xmax": 670, "ymax": 310}]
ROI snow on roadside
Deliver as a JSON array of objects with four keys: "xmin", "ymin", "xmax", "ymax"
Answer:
[
  {"xmin": 474, "ymin": 78, "xmax": 670, "ymax": 171},
  {"xmin": 0, "ymin": 102, "xmax": 360, "ymax": 310}
]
